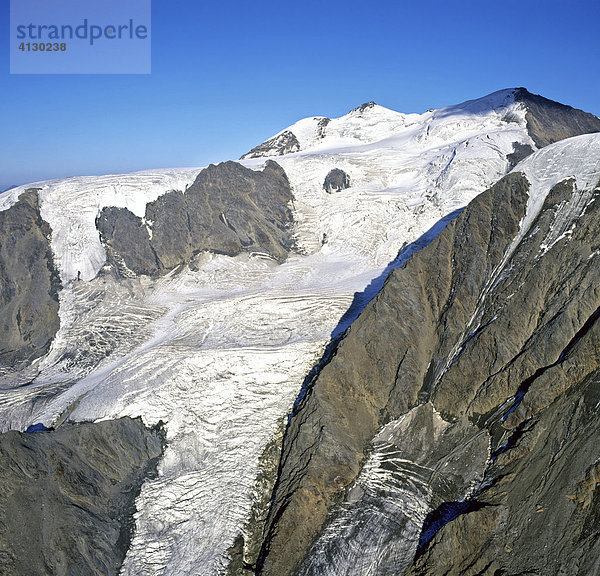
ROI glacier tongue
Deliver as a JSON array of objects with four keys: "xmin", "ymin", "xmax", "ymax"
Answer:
[{"xmin": 0, "ymin": 93, "xmax": 535, "ymax": 575}]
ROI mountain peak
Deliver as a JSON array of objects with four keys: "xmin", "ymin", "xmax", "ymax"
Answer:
[
  {"xmin": 511, "ymin": 88, "xmax": 600, "ymax": 147},
  {"xmin": 240, "ymin": 88, "xmax": 600, "ymax": 162},
  {"xmin": 349, "ymin": 101, "xmax": 377, "ymax": 114}
]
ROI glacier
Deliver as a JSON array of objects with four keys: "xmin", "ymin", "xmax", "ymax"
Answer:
[{"xmin": 0, "ymin": 88, "xmax": 539, "ymax": 574}]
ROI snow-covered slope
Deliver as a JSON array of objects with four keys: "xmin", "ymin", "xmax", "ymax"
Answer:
[
  {"xmin": 0, "ymin": 89, "xmax": 542, "ymax": 574},
  {"xmin": 241, "ymin": 89, "xmax": 532, "ymax": 265},
  {"xmin": 243, "ymin": 90, "xmax": 528, "ymax": 157},
  {"xmin": 511, "ymin": 132, "xmax": 600, "ymax": 251}
]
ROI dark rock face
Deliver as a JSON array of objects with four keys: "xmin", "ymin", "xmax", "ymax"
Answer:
[
  {"xmin": 295, "ymin": 402, "xmax": 490, "ymax": 576},
  {"xmin": 351, "ymin": 101, "xmax": 377, "ymax": 114},
  {"xmin": 516, "ymin": 87, "xmax": 600, "ymax": 148},
  {"xmin": 0, "ymin": 417, "xmax": 165, "ymax": 576},
  {"xmin": 506, "ymin": 141, "xmax": 534, "ymax": 169},
  {"xmin": 241, "ymin": 130, "xmax": 301, "ymax": 159},
  {"xmin": 95, "ymin": 206, "xmax": 160, "ymax": 276},
  {"xmin": 257, "ymin": 172, "xmax": 530, "ymax": 576},
  {"xmin": 97, "ymin": 160, "xmax": 294, "ymax": 276},
  {"xmin": 408, "ymin": 369, "xmax": 600, "ymax": 576},
  {"xmin": 323, "ymin": 169, "xmax": 351, "ymax": 194},
  {"xmin": 316, "ymin": 118, "xmax": 330, "ymax": 139},
  {"xmin": 257, "ymin": 170, "xmax": 600, "ymax": 575},
  {"xmin": 0, "ymin": 189, "xmax": 61, "ymax": 368}
]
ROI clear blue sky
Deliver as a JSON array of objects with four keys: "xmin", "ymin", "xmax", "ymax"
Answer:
[{"xmin": 1, "ymin": 0, "xmax": 599, "ymax": 190}]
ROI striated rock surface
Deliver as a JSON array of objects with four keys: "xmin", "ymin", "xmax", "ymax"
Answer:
[
  {"xmin": 0, "ymin": 417, "xmax": 165, "ymax": 576},
  {"xmin": 257, "ymin": 135, "xmax": 600, "ymax": 576},
  {"xmin": 3, "ymin": 90, "xmax": 600, "ymax": 576},
  {"xmin": 408, "ymin": 369, "xmax": 600, "ymax": 576},
  {"xmin": 94, "ymin": 206, "xmax": 160, "ymax": 277},
  {"xmin": 97, "ymin": 160, "xmax": 294, "ymax": 276},
  {"xmin": 257, "ymin": 171, "xmax": 530, "ymax": 576},
  {"xmin": 0, "ymin": 189, "xmax": 60, "ymax": 368}
]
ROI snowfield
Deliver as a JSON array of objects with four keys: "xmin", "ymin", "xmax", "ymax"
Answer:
[
  {"xmin": 0, "ymin": 89, "xmax": 546, "ymax": 574},
  {"xmin": 511, "ymin": 132, "xmax": 600, "ymax": 254}
]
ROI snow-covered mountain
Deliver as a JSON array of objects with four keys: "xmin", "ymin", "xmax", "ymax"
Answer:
[{"xmin": 0, "ymin": 88, "xmax": 599, "ymax": 576}]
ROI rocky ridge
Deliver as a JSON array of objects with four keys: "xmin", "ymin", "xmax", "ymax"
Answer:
[
  {"xmin": 239, "ymin": 88, "xmax": 600, "ymax": 161},
  {"xmin": 256, "ymin": 134, "xmax": 600, "ymax": 576},
  {"xmin": 97, "ymin": 160, "xmax": 294, "ymax": 276},
  {"xmin": 514, "ymin": 87, "xmax": 600, "ymax": 148},
  {"xmin": 0, "ymin": 417, "xmax": 165, "ymax": 576},
  {"xmin": 0, "ymin": 189, "xmax": 61, "ymax": 369},
  {"xmin": 1, "ymin": 89, "xmax": 599, "ymax": 576}
]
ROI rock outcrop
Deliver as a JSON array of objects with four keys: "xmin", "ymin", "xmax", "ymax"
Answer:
[
  {"xmin": 257, "ymin": 143, "xmax": 600, "ymax": 575},
  {"xmin": 315, "ymin": 118, "xmax": 330, "ymax": 139},
  {"xmin": 0, "ymin": 417, "xmax": 165, "ymax": 576},
  {"xmin": 94, "ymin": 206, "xmax": 160, "ymax": 277},
  {"xmin": 241, "ymin": 131, "xmax": 301, "ymax": 159},
  {"xmin": 323, "ymin": 169, "xmax": 351, "ymax": 193},
  {"xmin": 0, "ymin": 189, "xmax": 61, "ymax": 368},
  {"xmin": 97, "ymin": 160, "xmax": 294, "ymax": 276},
  {"xmin": 506, "ymin": 141, "xmax": 534, "ymax": 169},
  {"xmin": 351, "ymin": 101, "xmax": 377, "ymax": 114},
  {"xmin": 408, "ymin": 368, "xmax": 600, "ymax": 576},
  {"xmin": 516, "ymin": 87, "xmax": 600, "ymax": 148},
  {"xmin": 4, "ymin": 90, "xmax": 600, "ymax": 576}
]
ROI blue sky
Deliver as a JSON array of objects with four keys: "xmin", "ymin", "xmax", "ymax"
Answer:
[{"xmin": 1, "ymin": 0, "xmax": 599, "ymax": 190}]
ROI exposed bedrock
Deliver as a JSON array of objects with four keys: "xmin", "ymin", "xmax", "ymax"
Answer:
[
  {"xmin": 93, "ymin": 206, "xmax": 160, "ymax": 276},
  {"xmin": 0, "ymin": 417, "xmax": 165, "ymax": 576},
  {"xmin": 506, "ymin": 141, "xmax": 534, "ymax": 170},
  {"xmin": 407, "ymin": 368, "xmax": 600, "ymax": 576},
  {"xmin": 323, "ymin": 169, "xmax": 351, "ymax": 194},
  {"xmin": 241, "ymin": 131, "xmax": 301, "ymax": 159},
  {"xmin": 351, "ymin": 101, "xmax": 377, "ymax": 114},
  {"xmin": 516, "ymin": 87, "xmax": 600, "ymax": 148},
  {"xmin": 0, "ymin": 189, "xmax": 61, "ymax": 368},
  {"xmin": 96, "ymin": 160, "xmax": 294, "ymax": 276},
  {"xmin": 257, "ymin": 170, "xmax": 600, "ymax": 575},
  {"xmin": 296, "ymin": 403, "xmax": 490, "ymax": 576}
]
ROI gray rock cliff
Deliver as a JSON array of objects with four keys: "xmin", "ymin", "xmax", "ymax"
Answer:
[
  {"xmin": 256, "ymin": 165, "xmax": 600, "ymax": 575},
  {"xmin": 515, "ymin": 87, "xmax": 600, "ymax": 148},
  {"xmin": 241, "ymin": 131, "xmax": 301, "ymax": 159},
  {"xmin": 0, "ymin": 189, "xmax": 61, "ymax": 369},
  {"xmin": 323, "ymin": 169, "xmax": 351, "ymax": 194},
  {"xmin": 0, "ymin": 417, "xmax": 165, "ymax": 576},
  {"xmin": 97, "ymin": 160, "xmax": 294, "ymax": 276}
]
